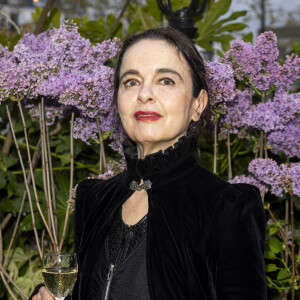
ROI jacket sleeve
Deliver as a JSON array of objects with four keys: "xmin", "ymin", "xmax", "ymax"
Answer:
[{"xmin": 214, "ymin": 183, "xmax": 267, "ymax": 300}]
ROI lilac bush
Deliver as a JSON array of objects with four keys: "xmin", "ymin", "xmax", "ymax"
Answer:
[
  {"xmin": 221, "ymin": 31, "xmax": 300, "ymax": 93},
  {"xmin": 1, "ymin": 21, "xmax": 122, "ymax": 157}
]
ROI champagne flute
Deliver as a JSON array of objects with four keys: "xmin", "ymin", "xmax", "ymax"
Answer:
[{"xmin": 42, "ymin": 252, "xmax": 78, "ymax": 300}]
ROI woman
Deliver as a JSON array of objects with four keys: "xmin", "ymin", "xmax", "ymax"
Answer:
[{"xmin": 31, "ymin": 27, "xmax": 267, "ymax": 300}]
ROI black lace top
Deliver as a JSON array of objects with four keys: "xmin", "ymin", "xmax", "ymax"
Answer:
[{"xmin": 107, "ymin": 206, "xmax": 148, "ymax": 265}]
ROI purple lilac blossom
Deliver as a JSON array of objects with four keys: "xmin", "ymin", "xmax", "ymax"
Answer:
[
  {"xmin": 221, "ymin": 39, "xmax": 259, "ymax": 82},
  {"xmin": 73, "ymin": 116, "xmax": 98, "ymax": 144},
  {"xmin": 26, "ymin": 101, "xmax": 69, "ymax": 126},
  {"xmin": 289, "ymin": 163, "xmax": 300, "ymax": 197},
  {"xmin": 222, "ymin": 31, "xmax": 300, "ymax": 93},
  {"xmin": 58, "ymin": 66, "xmax": 115, "ymax": 118},
  {"xmin": 98, "ymin": 159, "xmax": 127, "ymax": 180},
  {"xmin": 6, "ymin": 21, "xmax": 122, "ymax": 149},
  {"xmin": 239, "ymin": 92, "xmax": 300, "ymax": 133},
  {"xmin": 248, "ymin": 158, "xmax": 293, "ymax": 196},
  {"xmin": 274, "ymin": 53, "xmax": 300, "ymax": 92},
  {"xmin": 268, "ymin": 115, "xmax": 300, "ymax": 158},
  {"xmin": 205, "ymin": 61, "xmax": 236, "ymax": 116},
  {"xmin": 221, "ymin": 89, "xmax": 253, "ymax": 129},
  {"xmin": 229, "ymin": 174, "xmax": 266, "ymax": 192}
]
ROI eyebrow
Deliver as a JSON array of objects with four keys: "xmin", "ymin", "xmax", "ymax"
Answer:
[
  {"xmin": 156, "ymin": 68, "xmax": 183, "ymax": 81},
  {"xmin": 119, "ymin": 68, "xmax": 183, "ymax": 82},
  {"xmin": 119, "ymin": 70, "xmax": 140, "ymax": 82}
]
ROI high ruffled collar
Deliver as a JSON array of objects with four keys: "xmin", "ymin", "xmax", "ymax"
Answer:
[{"xmin": 122, "ymin": 133, "xmax": 198, "ymax": 183}]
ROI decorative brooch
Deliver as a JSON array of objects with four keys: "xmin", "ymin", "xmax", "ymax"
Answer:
[{"xmin": 129, "ymin": 179, "xmax": 152, "ymax": 191}]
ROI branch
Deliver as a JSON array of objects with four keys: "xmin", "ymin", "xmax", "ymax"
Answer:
[
  {"xmin": 0, "ymin": 266, "xmax": 28, "ymax": 299},
  {"xmin": 0, "ymin": 10, "xmax": 21, "ymax": 34},
  {"xmin": 0, "ymin": 214, "xmax": 12, "ymax": 231},
  {"xmin": 59, "ymin": 112, "xmax": 74, "ymax": 251},
  {"xmin": 18, "ymin": 100, "xmax": 56, "ymax": 250},
  {"xmin": 4, "ymin": 139, "xmax": 41, "ymax": 268},
  {"xmin": 6, "ymin": 104, "xmax": 43, "ymax": 260},
  {"xmin": 34, "ymin": 0, "xmax": 57, "ymax": 35},
  {"xmin": 2, "ymin": 104, "xmax": 17, "ymax": 155},
  {"xmin": 104, "ymin": 0, "xmax": 131, "ymax": 40},
  {"xmin": 0, "ymin": 273, "xmax": 18, "ymax": 300},
  {"xmin": 213, "ymin": 120, "xmax": 218, "ymax": 174}
]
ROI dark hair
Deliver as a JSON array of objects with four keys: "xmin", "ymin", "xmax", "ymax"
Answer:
[{"xmin": 113, "ymin": 27, "xmax": 209, "ymax": 131}]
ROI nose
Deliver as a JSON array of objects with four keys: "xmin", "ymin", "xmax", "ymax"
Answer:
[{"xmin": 137, "ymin": 82, "xmax": 155, "ymax": 103}]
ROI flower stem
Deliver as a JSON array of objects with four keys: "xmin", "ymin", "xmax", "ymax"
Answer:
[
  {"xmin": 40, "ymin": 98, "xmax": 58, "ymax": 251},
  {"xmin": 213, "ymin": 120, "xmax": 218, "ymax": 174},
  {"xmin": 96, "ymin": 117, "xmax": 107, "ymax": 174},
  {"xmin": 264, "ymin": 134, "xmax": 268, "ymax": 159},
  {"xmin": 3, "ymin": 139, "xmax": 41, "ymax": 268},
  {"xmin": 285, "ymin": 196, "xmax": 289, "ymax": 267},
  {"xmin": 227, "ymin": 128, "xmax": 232, "ymax": 180},
  {"xmin": 6, "ymin": 103, "xmax": 42, "ymax": 259},
  {"xmin": 259, "ymin": 92, "xmax": 266, "ymax": 158},
  {"xmin": 46, "ymin": 125, "xmax": 57, "ymax": 232},
  {"xmin": 0, "ymin": 135, "xmax": 98, "ymax": 173},
  {"xmin": 39, "ymin": 103, "xmax": 51, "ymax": 230},
  {"xmin": 266, "ymin": 204, "xmax": 298, "ymax": 276},
  {"xmin": 0, "ymin": 273, "xmax": 18, "ymax": 300},
  {"xmin": 0, "ymin": 266, "xmax": 27, "ymax": 299},
  {"xmin": 18, "ymin": 99, "xmax": 57, "ymax": 249},
  {"xmin": 59, "ymin": 112, "xmax": 74, "ymax": 251},
  {"xmin": 290, "ymin": 192, "xmax": 296, "ymax": 300}
]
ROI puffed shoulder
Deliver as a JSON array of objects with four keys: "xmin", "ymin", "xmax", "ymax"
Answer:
[
  {"xmin": 213, "ymin": 183, "xmax": 267, "ymax": 299},
  {"xmin": 216, "ymin": 182, "xmax": 263, "ymax": 215}
]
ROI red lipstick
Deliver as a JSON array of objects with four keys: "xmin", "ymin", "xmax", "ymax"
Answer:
[{"xmin": 134, "ymin": 111, "xmax": 162, "ymax": 121}]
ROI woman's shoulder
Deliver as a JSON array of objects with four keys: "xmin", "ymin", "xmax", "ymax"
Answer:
[
  {"xmin": 75, "ymin": 172, "xmax": 126, "ymax": 209},
  {"xmin": 76, "ymin": 171, "xmax": 125, "ymax": 194},
  {"xmin": 214, "ymin": 182, "xmax": 264, "ymax": 224}
]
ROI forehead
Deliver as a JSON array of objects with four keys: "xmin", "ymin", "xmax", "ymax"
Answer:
[{"xmin": 120, "ymin": 39, "xmax": 190, "ymax": 75}]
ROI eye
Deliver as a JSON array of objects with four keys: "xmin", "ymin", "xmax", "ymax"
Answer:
[
  {"xmin": 159, "ymin": 78, "xmax": 175, "ymax": 86},
  {"xmin": 123, "ymin": 79, "xmax": 139, "ymax": 87}
]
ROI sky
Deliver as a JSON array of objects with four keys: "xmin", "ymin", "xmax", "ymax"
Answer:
[{"xmin": 230, "ymin": 0, "xmax": 300, "ymax": 36}]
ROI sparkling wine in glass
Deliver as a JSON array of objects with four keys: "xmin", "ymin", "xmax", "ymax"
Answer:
[{"xmin": 42, "ymin": 252, "xmax": 78, "ymax": 300}]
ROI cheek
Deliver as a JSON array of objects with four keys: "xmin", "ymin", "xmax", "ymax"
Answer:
[{"xmin": 165, "ymin": 93, "xmax": 192, "ymax": 121}]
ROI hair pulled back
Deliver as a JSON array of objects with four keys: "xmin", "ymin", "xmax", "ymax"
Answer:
[{"xmin": 113, "ymin": 27, "xmax": 209, "ymax": 131}]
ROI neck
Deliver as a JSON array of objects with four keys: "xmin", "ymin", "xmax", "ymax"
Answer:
[{"xmin": 136, "ymin": 134, "xmax": 187, "ymax": 159}]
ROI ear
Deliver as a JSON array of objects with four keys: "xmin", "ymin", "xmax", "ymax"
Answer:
[{"xmin": 190, "ymin": 90, "xmax": 208, "ymax": 122}]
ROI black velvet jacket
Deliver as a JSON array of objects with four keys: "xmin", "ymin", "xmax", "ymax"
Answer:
[{"xmin": 72, "ymin": 134, "xmax": 267, "ymax": 300}]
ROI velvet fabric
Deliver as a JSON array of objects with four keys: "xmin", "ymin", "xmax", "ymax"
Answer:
[{"xmin": 72, "ymin": 134, "xmax": 267, "ymax": 300}]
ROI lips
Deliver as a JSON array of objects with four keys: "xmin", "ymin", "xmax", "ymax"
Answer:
[{"xmin": 134, "ymin": 111, "xmax": 162, "ymax": 121}]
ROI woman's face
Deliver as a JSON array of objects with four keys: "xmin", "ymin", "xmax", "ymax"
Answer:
[{"xmin": 117, "ymin": 39, "xmax": 206, "ymax": 156}]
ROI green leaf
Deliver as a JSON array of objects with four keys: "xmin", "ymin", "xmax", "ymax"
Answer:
[
  {"xmin": 212, "ymin": 34, "xmax": 235, "ymax": 43},
  {"xmin": 0, "ymin": 34, "xmax": 8, "ymax": 46},
  {"xmin": 46, "ymin": 8, "xmax": 61, "ymax": 29},
  {"xmin": 31, "ymin": 7, "xmax": 43, "ymax": 23},
  {"xmin": 215, "ymin": 23, "xmax": 247, "ymax": 34},
  {"xmin": 144, "ymin": 0, "xmax": 164, "ymax": 22},
  {"xmin": 0, "ymin": 153, "xmax": 18, "ymax": 170},
  {"xmin": 269, "ymin": 238, "xmax": 283, "ymax": 254},
  {"xmin": 242, "ymin": 32, "xmax": 253, "ymax": 43},
  {"xmin": 0, "ymin": 170, "xmax": 6, "ymax": 189},
  {"xmin": 212, "ymin": 10, "xmax": 247, "ymax": 31},
  {"xmin": 0, "ymin": 197, "xmax": 22, "ymax": 212},
  {"xmin": 277, "ymin": 269, "xmax": 292, "ymax": 280},
  {"xmin": 221, "ymin": 40, "xmax": 230, "ymax": 52},
  {"xmin": 197, "ymin": 0, "xmax": 232, "ymax": 36},
  {"xmin": 266, "ymin": 263, "xmax": 278, "ymax": 272},
  {"xmin": 198, "ymin": 41, "xmax": 214, "ymax": 51},
  {"xmin": 264, "ymin": 251, "xmax": 277, "ymax": 260},
  {"xmin": 269, "ymin": 226, "xmax": 279, "ymax": 235},
  {"xmin": 19, "ymin": 213, "xmax": 43, "ymax": 231}
]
